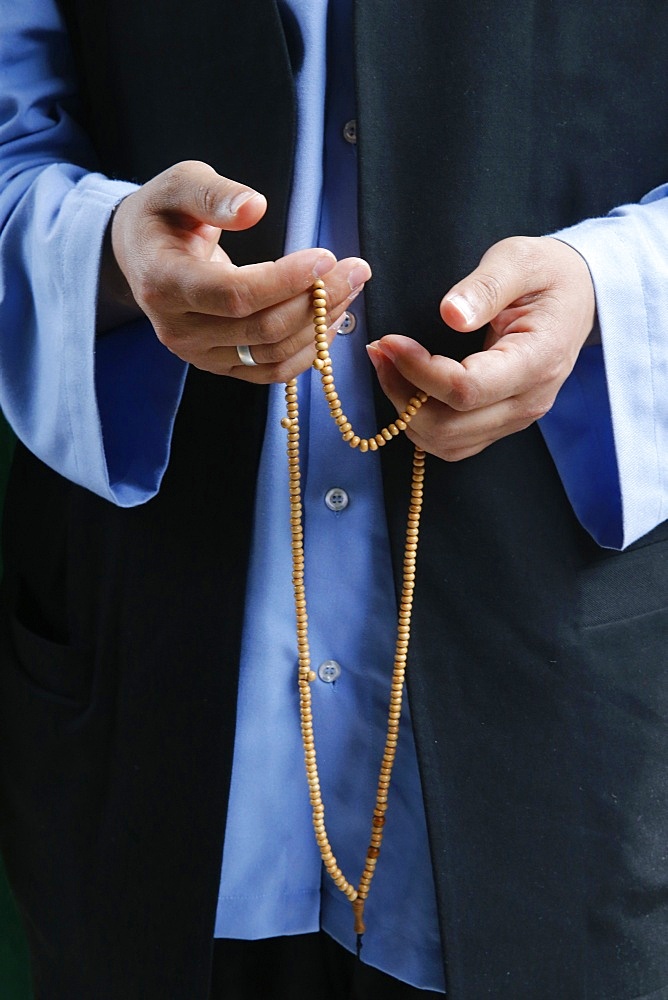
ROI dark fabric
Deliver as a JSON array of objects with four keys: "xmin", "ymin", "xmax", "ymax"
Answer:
[
  {"xmin": 0, "ymin": 416, "xmax": 32, "ymax": 1000},
  {"xmin": 57, "ymin": 0, "xmax": 296, "ymax": 268},
  {"xmin": 0, "ymin": 859, "xmax": 32, "ymax": 1000},
  {"xmin": 209, "ymin": 934, "xmax": 445, "ymax": 1000},
  {"xmin": 0, "ymin": 374, "xmax": 267, "ymax": 1000},
  {"xmin": 2, "ymin": 2, "xmax": 668, "ymax": 998}
]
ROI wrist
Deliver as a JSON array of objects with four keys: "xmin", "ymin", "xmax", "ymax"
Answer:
[{"xmin": 96, "ymin": 201, "xmax": 144, "ymax": 334}]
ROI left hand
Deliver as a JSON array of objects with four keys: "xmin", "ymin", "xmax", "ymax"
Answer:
[{"xmin": 368, "ymin": 236, "xmax": 596, "ymax": 461}]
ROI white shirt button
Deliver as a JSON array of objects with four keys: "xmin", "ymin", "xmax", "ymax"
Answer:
[
  {"xmin": 343, "ymin": 119, "xmax": 357, "ymax": 144},
  {"xmin": 336, "ymin": 311, "xmax": 357, "ymax": 336},
  {"xmin": 324, "ymin": 487, "xmax": 349, "ymax": 512},
  {"xmin": 318, "ymin": 659, "xmax": 342, "ymax": 683}
]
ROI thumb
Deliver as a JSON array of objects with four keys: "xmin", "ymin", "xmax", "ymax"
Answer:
[
  {"xmin": 149, "ymin": 159, "xmax": 267, "ymax": 232},
  {"xmin": 440, "ymin": 237, "xmax": 541, "ymax": 332}
]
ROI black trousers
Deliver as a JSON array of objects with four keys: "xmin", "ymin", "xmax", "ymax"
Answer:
[{"xmin": 209, "ymin": 933, "xmax": 445, "ymax": 999}]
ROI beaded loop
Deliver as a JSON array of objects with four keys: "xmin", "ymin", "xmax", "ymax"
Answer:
[
  {"xmin": 283, "ymin": 279, "xmax": 427, "ymax": 938},
  {"xmin": 311, "ymin": 280, "xmax": 429, "ymax": 450}
]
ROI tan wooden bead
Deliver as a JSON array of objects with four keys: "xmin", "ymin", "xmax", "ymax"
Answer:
[{"xmin": 283, "ymin": 288, "xmax": 428, "ymax": 940}]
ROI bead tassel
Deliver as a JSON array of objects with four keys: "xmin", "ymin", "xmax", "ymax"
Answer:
[{"xmin": 282, "ymin": 279, "xmax": 428, "ymax": 941}]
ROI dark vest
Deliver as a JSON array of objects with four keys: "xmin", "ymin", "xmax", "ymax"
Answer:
[{"xmin": 2, "ymin": 2, "xmax": 668, "ymax": 998}]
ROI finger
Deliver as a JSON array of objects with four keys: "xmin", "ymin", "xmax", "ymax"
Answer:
[
  {"xmin": 197, "ymin": 329, "xmax": 334, "ymax": 384},
  {"xmin": 367, "ymin": 340, "xmax": 419, "ymax": 412},
  {"xmin": 161, "ymin": 288, "xmax": 347, "ymax": 367},
  {"xmin": 158, "ymin": 252, "xmax": 369, "ymax": 326},
  {"xmin": 373, "ymin": 333, "xmax": 556, "ymax": 413},
  {"xmin": 368, "ymin": 337, "xmax": 547, "ymax": 460},
  {"xmin": 146, "ymin": 159, "xmax": 268, "ymax": 232},
  {"xmin": 368, "ymin": 338, "xmax": 537, "ymax": 458},
  {"xmin": 439, "ymin": 236, "xmax": 550, "ymax": 332},
  {"xmin": 371, "ymin": 335, "xmax": 475, "ymax": 408},
  {"xmin": 456, "ymin": 334, "xmax": 559, "ymax": 412},
  {"xmin": 407, "ymin": 394, "xmax": 547, "ymax": 458}
]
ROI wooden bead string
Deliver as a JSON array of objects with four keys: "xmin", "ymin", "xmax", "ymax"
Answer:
[
  {"xmin": 310, "ymin": 280, "xmax": 429, "ymax": 450},
  {"xmin": 280, "ymin": 279, "xmax": 428, "ymax": 945}
]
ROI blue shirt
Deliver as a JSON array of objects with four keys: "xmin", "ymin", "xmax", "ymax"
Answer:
[
  {"xmin": 1, "ymin": 0, "xmax": 667, "ymax": 547},
  {"xmin": 2, "ymin": 0, "xmax": 668, "ymax": 991},
  {"xmin": 213, "ymin": 0, "xmax": 443, "ymax": 989}
]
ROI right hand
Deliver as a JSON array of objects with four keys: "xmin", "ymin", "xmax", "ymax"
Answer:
[{"xmin": 108, "ymin": 160, "xmax": 371, "ymax": 383}]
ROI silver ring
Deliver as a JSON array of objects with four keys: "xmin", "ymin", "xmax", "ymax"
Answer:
[{"xmin": 236, "ymin": 344, "xmax": 258, "ymax": 367}]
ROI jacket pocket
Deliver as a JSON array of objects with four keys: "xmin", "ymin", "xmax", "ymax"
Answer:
[
  {"xmin": 577, "ymin": 535, "xmax": 668, "ymax": 629},
  {"xmin": 9, "ymin": 609, "xmax": 92, "ymax": 709}
]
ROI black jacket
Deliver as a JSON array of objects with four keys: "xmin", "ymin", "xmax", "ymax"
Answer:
[{"xmin": 2, "ymin": 2, "xmax": 668, "ymax": 997}]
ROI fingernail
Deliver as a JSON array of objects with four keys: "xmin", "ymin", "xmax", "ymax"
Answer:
[
  {"xmin": 445, "ymin": 293, "xmax": 476, "ymax": 325},
  {"xmin": 229, "ymin": 189, "xmax": 262, "ymax": 215},
  {"xmin": 313, "ymin": 254, "xmax": 337, "ymax": 278},
  {"xmin": 366, "ymin": 342, "xmax": 382, "ymax": 370},
  {"xmin": 347, "ymin": 263, "xmax": 371, "ymax": 291},
  {"xmin": 371, "ymin": 340, "xmax": 396, "ymax": 362}
]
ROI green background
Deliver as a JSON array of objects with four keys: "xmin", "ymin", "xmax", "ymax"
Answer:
[{"xmin": 0, "ymin": 418, "xmax": 33, "ymax": 999}]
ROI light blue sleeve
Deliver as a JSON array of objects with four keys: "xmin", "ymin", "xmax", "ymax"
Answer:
[
  {"xmin": 540, "ymin": 185, "xmax": 668, "ymax": 550},
  {"xmin": 0, "ymin": 0, "xmax": 187, "ymax": 506}
]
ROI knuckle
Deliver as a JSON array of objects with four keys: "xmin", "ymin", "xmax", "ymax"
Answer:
[
  {"xmin": 220, "ymin": 280, "xmax": 254, "ymax": 319},
  {"xmin": 135, "ymin": 273, "xmax": 168, "ymax": 311},
  {"xmin": 167, "ymin": 158, "xmax": 204, "ymax": 184},
  {"xmin": 444, "ymin": 441, "xmax": 486, "ymax": 462},
  {"xmin": 543, "ymin": 358, "xmax": 567, "ymax": 386},
  {"xmin": 493, "ymin": 235, "xmax": 546, "ymax": 278},
  {"xmin": 155, "ymin": 160, "xmax": 192, "ymax": 204},
  {"xmin": 197, "ymin": 182, "xmax": 220, "ymax": 220},
  {"xmin": 133, "ymin": 254, "xmax": 185, "ymax": 310},
  {"xmin": 263, "ymin": 350, "xmax": 313, "ymax": 384},
  {"xmin": 523, "ymin": 396, "xmax": 554, "ymax": 421},
  {"xmin": 268, "ymin": 357, "xmax": 300, "ymax": 384},
  {"xmin": 505, "ymin": 236, "xmax": 544, "ymax": 271},
  {"xmin": 152, "ymin": 323, "xmax": 169, "ymax": 347},
  {"xmin": 523, "ymin": 340, "xmax": 566, "ymax": 387},
  {"xmin": 504, "ymin": 389, "xmax": 552, "ymax": 426},
  {"xmin": 254, "ymin": 308, "xmax": 290, "ymax": 346},
  {"xmin": 448, "ymin": 377, "xmax": 480, "ymax": 412},
  {"xmin": 152, "ymin": 322, "xmax": 181, "ymax": 354},
  {"xmin": 440, "ymin": 446, "xmax": 468, "ymax": 463},
  {"xmin": 469, "ymin": 272, "xmax": 505, "ymax": 313},
  {"xmin": 262, "ymin": 335, "xmax": 298, "ymax": 365}
]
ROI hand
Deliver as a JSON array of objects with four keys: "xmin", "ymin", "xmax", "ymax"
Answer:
[
  {"xmin": 105, "ymin": 160, "xmax": 371, "ymax": 383},
  {"xmin": 368, "ymin": 236, "xmax": 596, "ymax": 461}
]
